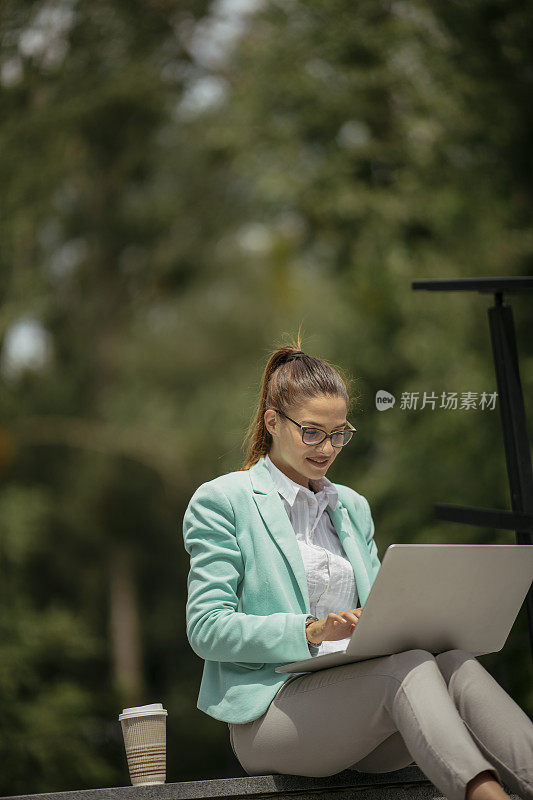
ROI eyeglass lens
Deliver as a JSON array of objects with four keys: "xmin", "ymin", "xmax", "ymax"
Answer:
[{"xmin": 302, "ymin": 429, "xmax": 354, "ymax": 446}]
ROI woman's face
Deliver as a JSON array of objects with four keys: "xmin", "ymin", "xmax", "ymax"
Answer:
[{"xmin": 264, "ymin": 394, "xmax": 348, "ymax": 489}]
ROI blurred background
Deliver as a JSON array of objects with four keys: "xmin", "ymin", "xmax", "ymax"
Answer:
[{"xmin": 1, "ymin": 0, "xmax": 533, "ymax": 793}]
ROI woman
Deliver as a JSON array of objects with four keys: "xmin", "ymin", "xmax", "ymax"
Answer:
[{"xmin": 182, "ymin": 344, "xmax": 533, "ymax": 800}]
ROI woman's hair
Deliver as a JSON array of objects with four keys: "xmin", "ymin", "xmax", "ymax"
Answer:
[{"xmin": 240, "ymin": 334, "xmax": 358, "ymax": 470}]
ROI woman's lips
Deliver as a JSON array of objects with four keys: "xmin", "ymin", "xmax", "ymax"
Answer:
[{"xmin": 306, "ymin": 457, "xmax": 329, "ymax": 466}]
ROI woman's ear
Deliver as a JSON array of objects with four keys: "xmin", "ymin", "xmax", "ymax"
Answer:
[{"xmin": 264, "ymin": 409, "xmax": 276, "ymax": 437}]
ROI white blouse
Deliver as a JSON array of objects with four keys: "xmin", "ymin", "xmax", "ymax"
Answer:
[{"xmin": 264, "ymin": 453, "xmax": 359, "ymax": 656}]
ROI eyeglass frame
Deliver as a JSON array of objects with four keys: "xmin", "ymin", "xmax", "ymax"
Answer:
[{"xmin": 270, "ymin": 408, "xmax": 357, "ymax": 447}]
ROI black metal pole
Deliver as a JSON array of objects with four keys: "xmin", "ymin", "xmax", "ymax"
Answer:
[
  {"xmin": 412, "ymin": 277, "xmax": 533, "ymax": 662},
  {"xmin": 488, "ymin": 293, "xmax": 533, "ymax": 654}
]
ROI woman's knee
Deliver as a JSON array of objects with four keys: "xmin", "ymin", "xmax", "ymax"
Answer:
[
  {"xmin": 435, "ymin": 648, "xmax": 476, "ymax": 665},
  {"xmin": 435, "ymin": 648, "xmax": 477, "ymax": 684},
  {"xmin": 390, "ymin": 648, "xmax": 437, "ymax": 670},
  {"xmin": 373, "ymin": 648, "xmax": 438, "ymax": 687}
]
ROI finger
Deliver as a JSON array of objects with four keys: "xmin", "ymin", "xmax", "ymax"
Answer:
[{"xmin": 340, "ymin": 612, "xmax": 358, "ymax": 625}]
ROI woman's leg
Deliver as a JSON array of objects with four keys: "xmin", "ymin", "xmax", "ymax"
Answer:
[
  {"xmin": 435, "ymin": 649, "xmax": 533, "ymax": 800},
  {"xmin": 347, "ymin": 729, "xmax": 415, "ymax": 772},
  {"xmin": 230, "ymin": 649, "xmax": 501, "ymax": 800}
]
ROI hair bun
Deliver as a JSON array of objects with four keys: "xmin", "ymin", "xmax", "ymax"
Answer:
[{"xmin": 285, "ymin": 350, "xmax": 306, "ymax": 362}]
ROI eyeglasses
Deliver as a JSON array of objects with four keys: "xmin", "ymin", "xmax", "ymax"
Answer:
[{"xmin": 272, "ymin": 409, "xmax": 356, "ymax": 447}]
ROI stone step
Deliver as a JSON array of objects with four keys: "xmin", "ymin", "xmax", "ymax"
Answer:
[{"xmin": 0, "ymin": 767, "xmax": 521, "ymax": 800}]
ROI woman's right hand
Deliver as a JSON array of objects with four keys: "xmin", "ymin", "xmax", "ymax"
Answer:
[{"xmin": 307, "ymin": 607, "xmax": 363, "ymax": 645}]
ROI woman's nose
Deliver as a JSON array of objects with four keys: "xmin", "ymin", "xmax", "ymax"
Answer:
[{"xmin": 317, "ymin": 441, "xmax": 335, "ymax": 456}]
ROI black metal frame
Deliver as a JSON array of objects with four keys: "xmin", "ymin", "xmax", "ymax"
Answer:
[{"xmin": 412, "ymin": 276, "xmax": 533, "ymax": 659}]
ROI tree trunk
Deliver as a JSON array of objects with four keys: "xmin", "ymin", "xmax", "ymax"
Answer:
[{"xmin": 108, "ymin": 543, "xmax": 144, "ymax": 704}]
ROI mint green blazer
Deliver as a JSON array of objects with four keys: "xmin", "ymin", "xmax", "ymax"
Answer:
[{"xmin": 182, "ymin": 454, "xmax": 381, "ymax": 724}]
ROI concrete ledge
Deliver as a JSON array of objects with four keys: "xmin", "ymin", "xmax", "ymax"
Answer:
[{"xmin": 0, "ymin": 767, "xmax": 520, "ymax": 800}]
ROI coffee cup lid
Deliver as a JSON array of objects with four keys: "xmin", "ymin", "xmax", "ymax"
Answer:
[{"xmin": 119, "ymin": 703, "xmax": 168, "ymax": 721}]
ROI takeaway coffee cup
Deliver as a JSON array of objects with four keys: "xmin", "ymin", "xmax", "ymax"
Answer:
[{"xmin": 119, "ymin": 703, "xmax": 168, "ymax": 786}]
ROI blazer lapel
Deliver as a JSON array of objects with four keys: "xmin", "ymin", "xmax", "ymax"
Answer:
[
  {"xmin": 249, "ymin": 458, "xmax": 311, "ymax": 611},
  {"xmin": 325, "ymin": 503, "xmax": 372, "ymax": 605},
  {"xmin": 248, "ymin": 456, "xmax": 372, "ymax": 610}
]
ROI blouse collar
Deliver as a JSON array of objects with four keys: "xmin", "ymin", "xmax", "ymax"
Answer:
[{"xmin": 264, "ymin": 452, "xmax": 339, "ymax": 511}]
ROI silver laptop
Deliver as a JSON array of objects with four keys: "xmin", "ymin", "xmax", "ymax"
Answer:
[{"xmin": 275, "ymin": 544, "xmax": 533, "ymax": 674}]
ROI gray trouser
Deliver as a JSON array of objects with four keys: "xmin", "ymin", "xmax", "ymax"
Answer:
[{"xmin": 228, "ymin": 649, "xmax": 533, "ymax": 800}]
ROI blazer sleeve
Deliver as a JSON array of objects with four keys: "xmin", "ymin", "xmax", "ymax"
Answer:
[{"xmin": 182, "ymin": 481, "xmax": 316, "ymax": 664}]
